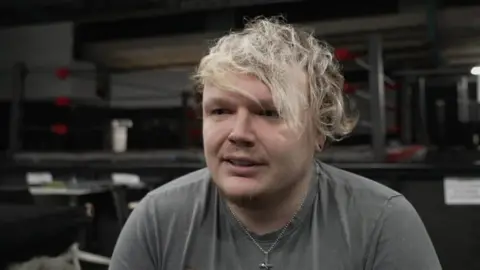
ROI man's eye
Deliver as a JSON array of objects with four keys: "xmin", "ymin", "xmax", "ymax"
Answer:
[
  {"xmin": 260, "ymin": 110, "xmax": 280, "ymax": 118},
  {"xmin": 211, "ymin": 109, "xmax": 230, "ymax": 115}
]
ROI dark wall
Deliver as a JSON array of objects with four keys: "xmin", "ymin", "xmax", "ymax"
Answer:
[
  {"xmin": 0, "ymin": 102, "xmax": 9, "ymax": 151},
  {"xmin": 425, "ymin": 81, "xmax": 478, "ymax": 149}
]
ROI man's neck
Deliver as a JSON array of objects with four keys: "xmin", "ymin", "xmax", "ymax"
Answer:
[{"xmin": 227, "ymin": 169, "xmax": 313, "ymax": 235}]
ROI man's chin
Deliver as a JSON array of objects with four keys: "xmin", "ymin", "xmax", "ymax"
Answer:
[
  {"xmin": 221, "ymin": 192, "xmax": 265, "ymax": 209},
  {"xmin": 212, "ymin": 174, "xmax": 269, "ymax": 204},
  {"xmin": 216, "ymin": 185, "xmax": 264, "ymax": 205}
]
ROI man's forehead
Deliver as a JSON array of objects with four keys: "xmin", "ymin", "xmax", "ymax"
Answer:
[
  {"xmin": 203, "ymin": 75, "xmax": 275, "ymax": 106},
  {"xmin": 203, "ymin": 89, "xmax": 276, "ymax": 110}
]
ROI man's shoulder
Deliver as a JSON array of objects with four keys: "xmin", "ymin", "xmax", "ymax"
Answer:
[
  {"xmin": 150, "ymin": 167, "xmax": 211, "ymax": 196},
  {"xmin": 142, "ymin": 168, "xmax": 212, "ymax": 215},
  {"xmin": 319, "ymin": 162, "xmax": 401, "ymax": 205},
  {"xmin": 148, "ymin": 167, "xmax": 212, "ymax": 200},
  {"xmin": 318, "ymin": 162, "xmax": 411, "ymax": 247},
  {"xmin": 111, "ymin": 168, "xmax": 214, "ymax": 268}
]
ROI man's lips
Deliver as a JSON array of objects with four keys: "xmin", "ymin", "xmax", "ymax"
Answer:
[
  {"xmin": 222, "ymin": 156, "xmax": 266, "ymax": 167},
  {"xmin": 222, "ymin": 157, "xmax": 266, "ymax": 177}
]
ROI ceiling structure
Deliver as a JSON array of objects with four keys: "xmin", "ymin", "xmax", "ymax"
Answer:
[
  {"xmin": 81, "ymin": 12, "xmax": 430, "ymax": 68},
  {"xmin": 2, "ymin": 0, "xmax": 480, "ymax": 78},
  {"xmin": 76, "ymin": 5, "xmax": 480, "ymax": 83}
]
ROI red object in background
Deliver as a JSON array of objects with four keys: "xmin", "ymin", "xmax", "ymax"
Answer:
[
  {"xmin": 386, "ymin": 82, "xmax": 400, "ymax": 90},
  {"xmin": 55, "ymin": 67, "xmax": 71, "ymax": 80},
  {"xmin": 189, "ymin": 128, "xmax": 202, "ymax": 139},
  {"xmin": 186, "ymin": 108, "xmax": 196, "ymax": 119},
  {"xmin": 51, "ymin": 124, "xmax": 68, "ymax": 135},
  {"xmin": 387, "ymin": 145, "xmax": 425, "ymax": 163},
  {"xmin": 387, "ymin": 126, "xmax": 400, "ymax": 133},
  {"xmin": 335, "ymin": 48, "xmax": 356, "ymax": 61},
  {"xmin": 343, "ymin": 83, "xmax": 357, "ymax": 94},
  {"xmin": 55, "ymin": 96, "xmax": 71, "ymax": 107},
  {"xmin": 186, "ymin": 108, "xmax": 202, "ymax": 142}
]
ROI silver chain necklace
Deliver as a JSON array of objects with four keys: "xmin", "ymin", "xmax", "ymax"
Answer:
[{"xmin": 228, "ymin": 194, "xmax": 308, "ymax": 270}]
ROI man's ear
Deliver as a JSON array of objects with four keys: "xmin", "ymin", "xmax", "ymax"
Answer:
[{"xmin": 315, "ymin": 134, "xmax": 326, "ymax": 152}]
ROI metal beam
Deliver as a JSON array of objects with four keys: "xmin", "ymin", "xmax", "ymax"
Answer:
[
  {"xmin": 7, "ymin": 62, "xmax": 27, "ymax": 157},
  {"xmin": 95, "ymin": 64, "xmax": 112, "ymax": 150},
  {"xmin": 457, "ymin": 76, "xmax": 469, "ymax": 123},
  {"xmin": 394, "ymin": 67, "xmax": 471, "ymax": 76},
  {"xmin": 368, "ymin": 34, "xmax": 386, "ymax": 162},
  {"xmin": 400, "ymin": 78, "xmax": 413, "ymax": 144},
  {"xmin": 416, "ymin": 77, "xmax": 429, "ymax": 144},
  {"xmin": 476, "ymin": 75, "xmax": 480, "ymax": 123}
]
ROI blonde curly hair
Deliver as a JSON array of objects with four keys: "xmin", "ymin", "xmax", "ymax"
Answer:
[{"xmin": 192, "ymin": 17, "xmax": 358, "ymax": 142}]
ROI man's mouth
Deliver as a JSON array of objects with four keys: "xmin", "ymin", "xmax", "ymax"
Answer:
[
  {"xmin": 227, "ymin": 159, "xmax": 256, "ymax": 167},
  {"xmin": 223, "ymin": 157, "xmax": 263, "ymax": 167}
]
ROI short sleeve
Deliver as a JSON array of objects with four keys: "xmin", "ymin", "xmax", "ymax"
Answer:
[
  {"xmin": 366, "ymin": 195, "xmax": 442, "ymax": 270},
  {"xmin": 109, "ymin": 194, "xmax": 161, "ymax": 270}
]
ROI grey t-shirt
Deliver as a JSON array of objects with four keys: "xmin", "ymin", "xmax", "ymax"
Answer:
[{"xmin": 110, "ymin": 162, "xmax": 441, "ymax": 270}]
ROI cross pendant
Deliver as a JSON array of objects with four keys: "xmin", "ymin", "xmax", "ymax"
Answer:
[
  {"xmin": 259, "ymin": 262, "xmax": 273, "ymax": 270},
  {"xmin": 259, "ymin": 253, "xmax": 273, "ymax": 270}
]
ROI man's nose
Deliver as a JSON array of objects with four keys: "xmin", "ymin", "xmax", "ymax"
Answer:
[{"xmin": 227, "ymin": 109, "xmax": 255, "ymax": 147}]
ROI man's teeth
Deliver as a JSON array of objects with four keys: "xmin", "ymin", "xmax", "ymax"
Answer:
[{"xmin": 229, "ymin": 160, "xmax": 255, "ymax": 166}]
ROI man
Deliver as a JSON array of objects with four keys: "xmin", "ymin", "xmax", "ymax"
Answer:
[{"xmin": 110, "ymin": 18, "xmax": 441, "ymax": 270}]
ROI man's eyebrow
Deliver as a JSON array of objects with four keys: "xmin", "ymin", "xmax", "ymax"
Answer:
[
  {"xmin": 203, "ymin": 95, "xmax": 276, "ymax": 109},
  {"xmin": 257, "ymin": 98, "xmax": 276, "ymax": 109},
  {"xmin": 202, "ymin": 97, "xmax": 232, "ymax": 107}
]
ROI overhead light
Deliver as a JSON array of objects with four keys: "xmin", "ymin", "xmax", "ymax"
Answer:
[{"xmin": 471, "ymin": 66, "xmax": 480, "ymax": 75}]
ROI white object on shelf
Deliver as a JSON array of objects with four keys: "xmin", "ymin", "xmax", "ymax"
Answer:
[
  {"xmin": 111, "ymin": 119, "xmax": 133, "ymax": 153},
  {"xmin": 26, "ymin": 172, "xmax": 53, "ymax": 185},
  {"xmin": 444, "ymin": 177, "xmax": 480, "ymax": 205},
  {"xmin": 112, "ymin": 173, "xmax": 141, "ymax": 186}
]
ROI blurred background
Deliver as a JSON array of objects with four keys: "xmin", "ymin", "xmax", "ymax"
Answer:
[{"xmin": 1, "ymin": 0, "xmax": 480, "ymax": 269}]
